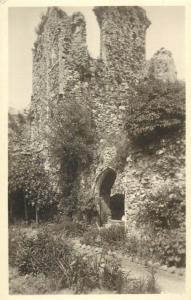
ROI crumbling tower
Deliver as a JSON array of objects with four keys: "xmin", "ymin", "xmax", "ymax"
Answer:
[
  {"xmin": 94, "ymin": 6, "xmax": 150, "ymax": 84},
  {"xmin": 31, "ymin": 7, "xmax": 89, "ymax": 190},
  {"xmin": 89, "ymin": 7, "xmax": 151, "ymax": 141},
  {"xmin": 148, "ymin": 48, "xmax": 177, "ymax": 83}
]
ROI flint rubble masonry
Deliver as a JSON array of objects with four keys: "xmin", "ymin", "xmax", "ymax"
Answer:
[{"xmin": 31, "ymin": 6, "xmax": 183, "ymax": 227}]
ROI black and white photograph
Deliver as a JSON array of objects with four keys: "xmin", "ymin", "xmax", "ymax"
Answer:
[{"xmin": 0, "ymin": 0, "xmax": 189, "ymax": 296}]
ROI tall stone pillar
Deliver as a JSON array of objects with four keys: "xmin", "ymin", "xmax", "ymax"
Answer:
[{"xmin": 94, "ymin": 6, "xmax": 150, "ymax": 84}]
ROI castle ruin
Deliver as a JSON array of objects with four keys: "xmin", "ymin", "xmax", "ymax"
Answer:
[{"xmin": 31, "ymin": 6, "xmax": 183, "ymax": 227}]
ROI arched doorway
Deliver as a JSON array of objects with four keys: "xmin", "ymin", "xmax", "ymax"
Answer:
[
  {"xmin": 99, "ymin": 168, "xmax": 116, "ymax": 206},
  {"xmin": 95, "ymin": 168, "xmax": 125, "ymax": 224}
]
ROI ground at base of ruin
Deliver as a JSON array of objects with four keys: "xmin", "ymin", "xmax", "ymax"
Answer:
[{"xmin": 8, "ymin": 224, "xmax": 185, "ymax": 295}]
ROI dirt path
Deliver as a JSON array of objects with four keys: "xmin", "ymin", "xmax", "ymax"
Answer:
[
  {"xmin": 10, "ymin": 227, "xmax": 185, "ymax": 294},
  {"xmin": 122, "ymin": 259, "xmax": 185, "ymax": 294},
  {"xmin": 72, "ymin": 239, "xmax": 185, "ymax": 294}
]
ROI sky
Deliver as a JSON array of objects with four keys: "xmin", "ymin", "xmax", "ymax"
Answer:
[{"xmin": 9, "ymin": 6, "xmax": 185, "ymax": 111}]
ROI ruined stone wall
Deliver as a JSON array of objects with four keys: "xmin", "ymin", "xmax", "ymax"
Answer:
[
  {"xmin": 81, "ymin": 7, "xmax": 151, "ymax": 219},
  {"xmin": 147, "ymin": 48, "xmax": 177, "ymax": 83},
  {"xmin": 31, "ymin": 6, "xmax": 185, "ymax": 231},
  {"xmin": 31, "ymin": 7, "xmax": 91, "ymax": 191},
  {"xmin": 90, "ymin": 6, "xmax": 150, "ymax": 140},
  {"xmin": 31, "ymin": 6, "xmax": 150, "ymax": 150},
  {"xmin": 112, "ymin": 130, "xmax": 185, "ymax": 228},
  {"xmin": 94, "ymin": 7, "xmax": 150, "ymax": 83},
  {"xmin": 31, "ymin": 6, "xmax": 151, "ymax": 196}
]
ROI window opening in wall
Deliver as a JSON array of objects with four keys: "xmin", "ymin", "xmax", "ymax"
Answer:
[{"xmin": 62, "ymin": 7, "xmax": 100, "ymax": 58}]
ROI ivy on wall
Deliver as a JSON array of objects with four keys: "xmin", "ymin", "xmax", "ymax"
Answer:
[{"xmin": 125, "ymin": 79, "xmax": 185, "ymax": 143}]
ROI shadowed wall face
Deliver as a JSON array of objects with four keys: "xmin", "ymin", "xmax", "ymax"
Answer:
[
  {"xmin": 99, "ymin": 168, "xmax": 116, "ymax": 207},
  {"xmin": 99, "ymin": 169, "xmax": 125, "ymax": 220}
]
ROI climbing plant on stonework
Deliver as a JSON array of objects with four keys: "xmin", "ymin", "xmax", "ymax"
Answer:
[
  {"xmin": 125, "ymin": 78, "xmax": 185, "ymax": 143},
  {"xmin": 48, "ymin": 90, "xmax": 95, "ymax": 216}
]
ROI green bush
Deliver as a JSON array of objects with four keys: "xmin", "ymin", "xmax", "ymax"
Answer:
[
  {"xmin": 16, "ymin": 231, "xmax": 73, "ymax": 279},
  {"xmin": 151, "ymin": 229, "xmax": 185, "ymax": 267},
  {"xmin": 137, "ymin": 184, "xmax": 185, "ymax": 231},
  {"xmin": 82, "ymin": 225, "xmax": 125, "ymax": 248},
  {"xmin": 102, "ymin": 256, "xmax": 125, "ymax": 293},
  {"xmin": 125, "ymin": 228, "xmax": 185, "ymax": 267},
  {"xmin": 13, "ymin": 230, "xmax": 125, "ymax": 293},
  {"xmin": 8, "ymin": 110, "xmax": 60, "ymax": 223},
  {"xmin": 134, "ymin": 183, "xmax": 185, "ymax": 267},
  {"xmin": 126, "ymin": 79, "xmax": 185, "ymax": 143},
  {"xmin": 100, "ymin": 225, "xmax": 125, "ymax": 244},
  {"xmin": 11, "ymin": 228, "xmax": 161, "ymax": 293},
  {"xmin": 125, "ymin": 233, "xmax": 140, "ymax": 257}
]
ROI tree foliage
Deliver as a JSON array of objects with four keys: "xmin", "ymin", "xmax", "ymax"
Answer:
[
  {"xmin": 136, "ymin": 183, "xmax": 185, "ymax": 231},
  {"xmin": 48, "ymin": 93, "xmax": 95, "ymax": 216},
  {"xmin": 125, "ymin": 79, "xmax": 185, "ymax": 143},
  {"xmin": 8, "ymin": 90, "xmax": 95, "ymax": 221},
  {"xmin": 136, "ymin": 182, "xmax": 185, "ymax": 267},
  {"xmin": 8, "ymin": 110, "xmax": 58, "ymax": 222}
]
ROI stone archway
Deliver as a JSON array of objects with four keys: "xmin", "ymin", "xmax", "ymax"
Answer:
[
  {"xmin": 99, "ymin": 168, "xmax": 116, "ymax": 206},
  {"xmin": 94, "ymin": 167, "xmax": 125, "ymax": 224}
]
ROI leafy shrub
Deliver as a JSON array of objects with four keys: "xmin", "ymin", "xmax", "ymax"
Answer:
[
  {"xmin": 136, "ymin": 183, "xmax": 185, "ymax": 231},
  {"xmin": 126, "ymin": 79, "xmax": 185, "ymax": 143},
  {"xmin": 11, "ymin": 228, "xmax": 161, "ymax": 294},
  {"xmin": 125, "ymin": 233, "xmax": 140, "ymax": 258},
  {"xmin": 68, "ymin": 249, "xmax": 124, "ymax": 293},
  {"xmin": 151, "ymin": 229, "xmax": 185, "ymax": 267},
  {"xmin": 8, "ymin": 110, "xmax": 59, "ymax": 223},
  {"xmin": 100, "ymin": 225, "xmax": 125, "ymax": 244},
  {"xmin": 102, "ymin": 257, "xmax": 125, "ymax": 293},
  {"xmin": 82, "ymin": 225, "xmax": 125, "ymax": 248},
  {"xmin": 13, "ymin": 230, "xmax": 126, "ymax": 293},
  {"xmin": 133, "ymin": 183, "xmax": 185, "ymax": 267},
  {"xmin": 16, "ymin": 230, "xmax": 73, "ymax": 278},
  {"xmin": 125, "ymin": 226, "xmax": 185, "ymax": 268}
]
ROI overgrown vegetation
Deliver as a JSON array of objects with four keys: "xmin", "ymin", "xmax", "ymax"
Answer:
[
  {"xmin": 135, "ymin": 182, "xmax": 185, "ymax": 267},
  {"xmin": 76, "ymin": 195, "xmax": 99, "ymax": 224},
  {"xmin": 82, "ymin": 221, "xmax": 185, "ymax": 268},
  {"xmin": 126, "ymin": 79, "xmax": 185, "ymax": 143},
  {"xmin": 8, "ymin": 110, "xmax": 59, "ymax": 223},
  {"xmin": 137, "ymin": 184, "xmax": 185, "ymax": 230},
  {"xmin": 48, "ymin": 92, "xmax": 95, "ymax": 218},
  {"xmin": 82, "ymin": 225, "xmax": 125, "ymax": 250},
  {"xmin": 8, "ymin": 88, "xmax": 96, "ymax": 222},
  {"xmin": 9, "ymin": 227, "xmax": 160, "ymax": 294}
]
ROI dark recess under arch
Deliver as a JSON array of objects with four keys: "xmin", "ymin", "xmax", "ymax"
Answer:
[{"xmin": 98, "ymin": 168, "xmax": 125, "ymax": 221}]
